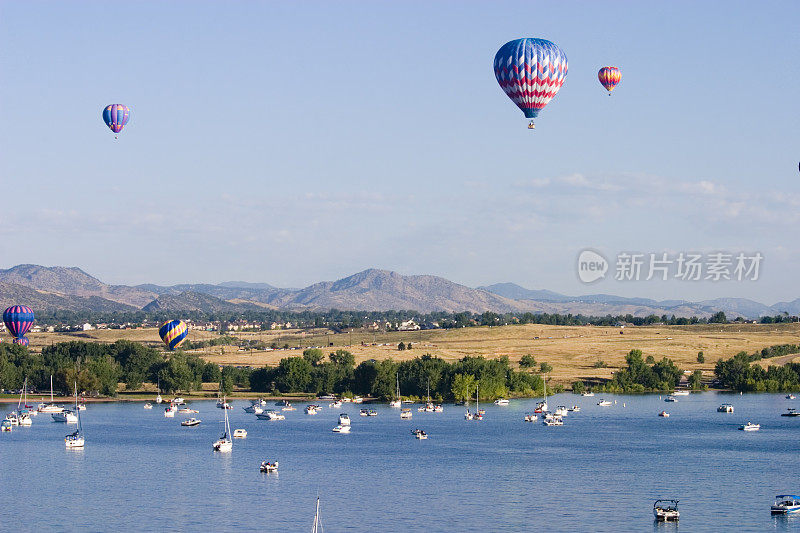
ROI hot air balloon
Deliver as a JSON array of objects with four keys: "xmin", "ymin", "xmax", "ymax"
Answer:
[
  {"xmin": 494, "ymin": 38, "xmax": 568, "ymax": 129},
  {"xmin": 598, "ymin": 67, "xmax": 621, "ymax": 95},
  {"xmin": 13, "ymin": 336, "xmax": 29, "ymax": 347},
  {"xmin": 159, "ymin": 320, "xmax": 189, "ymax": 351},
  {"xmin": 103, "ymin": 104, "xmax": 130, "ymax": 139},
  {"xmin": 3, "ymin": 305, "xmax": 34, "ymax": 340}
]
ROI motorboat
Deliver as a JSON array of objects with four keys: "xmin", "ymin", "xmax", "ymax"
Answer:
[
  {"xmin": 212, "ymin": 396, "xmax": 233, "ymax": 452},
  {"xmin": 366, "ymin": 409, "xmax": 377, "ymax": 417},
  {"xmin": 494, "ymin": 399, "xmax": 510, "ymax": 406},
  {"xmin": 412, "ymin": 429, "xmax": 428, "ymax": 440},
  {"xmin": 781, "ymin": 408, "xmax": 800, "ymax": 417},
  {"xmin": 664, "ymin": 396, "xmax": 677, "ymax": 402},
  {"xmin": 739, "ymin": 422, "xmax": 760, "ymax": 431},
  {"xmin": 251, "ymin": 398, "xmax": 268, "ymax": 406},
  {"xmin": 554, "ymin": 406, "xmax": 569, "ymax": 417},
  {"xmin": 172, "ymin": 397, "xmax": 185, "ymax": 405},
  {"xmin": 360, "ymin": 409, "xmax": 369, "ymax": 417},
  {"xmin": 771, "ymin": 495, "xmax": 800, "ymax": 514},
  {"xmin": 332, "ymin": 425, "xmax": 351, "ymax": 433},
  {"xmin": 673, "ymin": 390, "xmax": 690, "ymax": 396},
  {"xmin": 389, "ymin": 399, "xmax": 401, "ymax": 408},
  {"xmin": 341, "ymin": 397, "xmax": 352, "ymax": 403},
  {"xmin": 568, "ymin": 405, "xmax": 581, "ymax": 412},
  {"xmin": 433, "ymin": 405, "xmax": 443, "ymax": 413},
  {"xmin": 216, "ymin": 399, "xmax": 232, "ymax": 409},
  {"xmin": 1, "ymin": 419, "xmax": 12, "ymax": 432},
  {"xmin": 243, "ymin": 404, "xmax": 263, "ymax": 414},
  {"xmin": 653, "ymin": 500, "xmax": 680, "ymax": 521},
  {"xmin": 143, "ymin": 403, "xmax": 153, "ymax": 409},
  {"xmin": 659, "ymin": 411, "xmax": 670, "ymax": 418},
  {"xmin": 524, "ymin": 413, "xmax": 538, "ymax": 422},
  {"xmin": 5, "ymin": 412, "xmax": 19, "ymax": 426},
  {"xmin": 77, "ymin": 403, "xmax": 86, "ymax": 411},
  {"xmin": 17, "ymin": 410, "xmax": 32, "ymax": 426},
  {"xmin": 464, "ymin": 411, "xmax": 474, "ymax": 420},
  {"xmin": 329, "ymin": 400, "xmax": 343, "ymax": 409},
  {"xmin": 181, "ymin": 418, "xmax": 201, "ymax": 427},
  {"xmin": 581, "ymin": 392, "xmax": 595, "ymax": 397},
  {"xmin": 233, "ymin": 429, "xmax": 247, "ymax": 438},
  {"xmin": 260, "ymin": 461, "xmax": 279, "ymax": 473},
  {"xmin": 304, "ymin": 405, "xmax": 320, "ymax": 415},
  {"xmin": 281, "ymin": 404, "xmax": 296, "ymax": 411},
  {"xmin": 52, "ymin": 410, "xmax": 78, "ymax": 423},
  {"xmin": 164, "ymin": 404, "xmax": 177, "ymax": 417},
  {"xmin": 353, "ymin": 397, "xmax": 364, "ymax": 404},
  {"xmin": 717, "ymin": 404, "xmax": 734, "ymax": 413},
  {"xmin": 534, "ymin": 401, "xmax": 548, "ymax": 413},
  {"xmin": 400, "ymin": 408, "xmax": 413, "ymax": 419},
  {"xmin": 543, "ymin": 415, "xmax": 564, "ymax": 426},
  {"xmin": 597, "ymin": 399, "xmax": 612, "ymax": 406},
  {"xmin": 178, "ymin": 407, "xmax": 198, "ymax": 414},
  {"xmin": 256, "ymin": 410, "xmax": 285, "ymax": 421},
  {"xmin": 338, "ymin": 413, "xmax": 351, "ymax": 426},
  {"xmin": 786, "ymin": 395, "xmax": 796, "ymax": 400}
]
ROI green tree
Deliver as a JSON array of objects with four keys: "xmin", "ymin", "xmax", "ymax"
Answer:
[
  {"xmin": 697, "ymin": 351, "xmax": 705, "ymax": 363},
  {"xmin": 519, "ymin": 354, "xmax": 536, "ymax": 368},
  {"xmin": 398, "ymin": 342, "xmax": 406, "ymax": 351},
  {"xmin": 274, "ymin": 357, "xmax": 313, "ymax": 393},
  {"xmin": 539, "ymin": 362, "xmax": 553, "ymax": 374},
  {"xmin": 451, "ymin": 373, "xmax": 476, "ymax": 402},
  {"xmin": 572, "ymin": 381, "xmax": 586, "ymax": 394},
  {"xmin": 689, "ymin": 369, "xmax": 704, "ymax": 390},
  {"xmin": 303, "ymin": 348, "xmax": 324, "ymax": 366}
]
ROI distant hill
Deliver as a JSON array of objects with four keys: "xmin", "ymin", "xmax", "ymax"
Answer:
[{"xmin": 0, "ymin": 263, "xmax": 793, "ymax": 319}]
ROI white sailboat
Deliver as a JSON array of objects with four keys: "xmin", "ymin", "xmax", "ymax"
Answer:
[
  {"xmin": 389, "ymin": 374, "xmax": 402, "ymax": 408},
  {"xmin": 16, "ymin": 378, "xmax": 33, "ymax": 426},
  {"xmin": 65, "ymin": 383, "xmax": 84, "ymax": 449},
  {"xmin": 535, "ymin": 374, "xmax": 548, "ymax": 413},
  {"xmin": 38, "ymin": 375, "xmax": 63, "ymax": 413},
  {"xmin": 156, "ymin": 378, "xmax": 163, "ymax": 405},
  {"xmin": 311, "ymin": 496, "xmax": 322, "ymax": 533},
  {"xmin": 212, "ymin": 396, "xmax": 233, "ymax": 452}
]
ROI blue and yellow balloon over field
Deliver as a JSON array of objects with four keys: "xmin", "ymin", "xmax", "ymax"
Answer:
[{"xmin": 159, "ymin": 320, "xmax": 189, "ymax": 351}]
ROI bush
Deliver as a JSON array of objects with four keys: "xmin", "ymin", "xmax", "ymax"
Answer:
[
  {"xmin": 519, "ymin": 355, "xmax": 536, "ymax": 368},
  {"xmin": 593, "ymin": 360, "xmax": 608, "ymax": 368},
  {"xmin": 697, "ymin": 351, "xmax": 705, "ymax": 364},
  {"xmin": 572, "ymin": 381, "xmax": 586, "ymax": 394}
]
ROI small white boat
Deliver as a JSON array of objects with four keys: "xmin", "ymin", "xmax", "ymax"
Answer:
[
  {"xmin": 433, "ymin": 405, "xmax": 443, "ymax": 413},
  {"xmin": 64, "ymin": 382, "xmax": 84, "ymax": 449},
  {"xmin": 554, "ymin": 406, "xmax": 568, "ymax": 417},
  {"xmin": 389, "ymin": 399, "xmax": 401, "ymax": 408},
  {"xmin": 659, "ymin": 411, "xmax": 670, "ymax": 418},
  {"xmin": 673, "ymin": 390, "xmax": 690, "ymax": 396},
  {"xmin": 181, "ymin": 418, "xmax": 201, "ymax": 427},
  {"xmin": 367, "ymin": 409, "xmax": 378, "ymax": 417},
  {"xmin": 568, "ymin": 405, "xmax": 581, "ymax": 412},
  {"xmin": 411, "ymin": 429, "xmax": 428, "ymax": 439},
  {"xmin": 329, "ymin": 400, "xmax": 343, "ymax": 409},
  {"xmin": 597, "ymin": 399, "xmax": 612, "ymax": 406},
  {"xmin": 178, "ymin": 407, "xmax": 198, "ymax": 414},
  {"xmin": 256, "ymin": 410, "xmax": 286, "ymax": 421},
  {"xmin": 524, "ymin": 413, "xmax": 538, "ymax": 422},
  {"xmin": 360, "ymin": 409, "xmax": 369, "ymax": 417},
  {"xmin": 353, "ymin": 396, "xmax": 364, "ymax": 404},
  {"xmin": 17, "ymin": 411, "xmax": 32, "ymax": 426},
  {"xmin": 172, "ymin": 397, "xmax": 185, "ymax": 405},
  {"xmin": 1, "ymin": 419, "xmax": 12, "ymax": 432},
  {"xmin": 786, "ymin": 395, "xmax": 796, "ymax": 400},
  {"xmin": 494, "ymin": 399, "xmax": 510, "ymax": 406},
  {"xmin": 664, "ymin": 396, "xmax": 677, "ymax": 402},
  {"xmin": 233, "ymin": 429, "xmax": 247, "ymax": 438},
  {"xmin": 332, "ymin": 425, "xmax": 351, "ymax": 433},
  {"xmin": 216, "ymin": 400, "xmax": 232, "ymax": 409},
  {"xmin": 338, "ymin": 413, "xmax": 351, "ymax": 426},
  {"xmin": 464, "ymin": 411, "xmax": 474, "ymax": 420},
  {"xmin": 52, "ymin": 410, "xmax": 78, "ymax": 423},
  {"xmin": 304, "ymin": 405, "xmax": 320, "ymax": 415},
  {"xmin": 243, "ymin": 404, "xmax": 263, "ymax": 414},
  {"xmin": 260, "ymin": 461, "xmax": 279, "ymax": 473},
  {"xmin": 781, "ymin": 408, "xmax": 800, "ymax": 417},
  {"xmin": 155, "ymin": 393, "xmax": 163, "ymax": 405},
  {"xmin": 5, "ymin": 412, "xmax": 19, "ymax": 426},
  {"xmin": 143, "ymin": 403, "xmax": 153, "ymax": 410},
  {"xmin": 212, "ymin": 397, "xmax": 233, "ymax": 452},
  {"xmin": 543, "ymin": 415, "xmax": 564, "ymax": 426},
  {"xmin": 739, "ymin": 422, "xmax": 760, "ymax": 431},
  {"xmin": 653, "ymin": 500, "xmax": 680, "ymax": 521},
  {"xmin": 38, "ymin": 375, "xmax": 63, "ymax": 413},
  {"xmin": 717, "ymin": 403, "xmax": 734, "ymax": 413},
  {"xmin": 771, "ymin": 494, "xmax": 800, "ymax": 514},
  {"xmin": 400, "ymin": 408, "xmax": 413, "ymax": 419},
  {"xmin": 581, "ymin": 392, "xmax": 595, "ymax": 397},
  {"xmin": 164, "ymin": 404, "xmax": 177, "ymax": 417}
]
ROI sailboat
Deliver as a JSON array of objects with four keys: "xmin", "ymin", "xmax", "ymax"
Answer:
[
  {"xmin": 38, "ymin": 375, "xmax": 64, "ymax": 413},
  {"xmin": 65, "ymin": 383, "xmax": 84, "ymax": 449},
  {"xmin": 475, "ymin": 384, "xmax": 483, "ymax": 420},
  {"xmin": 155, "ymin": 378, "xmax": 163, "ymax": 404},
  {"xmin": 535, "ymin": 374, "xmax": 548, "ymax": 413},
  {"xmin": 389, "ymin": 374, "xmax": 402, "ymax": 408},
  {"xmin": 16, "ymin": 378, "xmax": 33, "ymax": 426},
  {"xmin": 311, "ymin": 496, "xmax": 322, "ymax": 533},
  {"xmin": 212, "ymin": 395, "xmax": 233, "ymax": 452}
]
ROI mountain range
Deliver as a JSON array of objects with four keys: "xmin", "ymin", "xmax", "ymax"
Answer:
[{"xmin": 0, "ymin": 264, "xmax": 796, "ymax": 319}]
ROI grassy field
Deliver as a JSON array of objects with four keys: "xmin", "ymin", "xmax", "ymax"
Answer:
[{"xmin": 23, "ymin": 322, "xmax": 800, "ymax": 385}]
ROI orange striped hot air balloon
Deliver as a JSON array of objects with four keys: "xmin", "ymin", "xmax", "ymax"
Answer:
[{"xmin": 598, "ymin": 66, "xmax": 621, "ymax": 95}]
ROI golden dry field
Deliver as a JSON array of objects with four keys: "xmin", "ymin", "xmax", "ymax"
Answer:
[{"xmin": 23, "ymin": 322, "xmax": 800, "ymax": 385}]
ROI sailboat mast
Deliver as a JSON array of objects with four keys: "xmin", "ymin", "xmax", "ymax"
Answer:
[
  {"xmin": 312, "ymin": 496, "xmax": 320, "ymax": 533},
  {"xmin": 50, "ymin": 375, "xmax": 54, "ymax": 403}
]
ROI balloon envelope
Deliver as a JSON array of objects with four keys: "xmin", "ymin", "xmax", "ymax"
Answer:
[
  {"xmin": 159, "ymin": 320, "xmax": 189, "ymax": 351},
  {"xmin": 103, "ymin": 104, "xmax": 130, "ymax": 134},
  {"xmin": 3, "ymin": 305, "xmax": 34, "ymax": 339},
  {"xmin": 598, "ymin": 66, "xmax": 621, "ymax": 93},
  {"xmin": 494, "ymin": 38, "xmax": 568, "ymax": 119}
]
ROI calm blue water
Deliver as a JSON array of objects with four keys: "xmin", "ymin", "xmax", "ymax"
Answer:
[{"xmin": 1, "ymin": 393, "xmax": 799, "ymax": 532}]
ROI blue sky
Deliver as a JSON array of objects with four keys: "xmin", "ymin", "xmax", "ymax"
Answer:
[{"xmin": 1, "ymin": 1, "xmax": 798, "ymax": 303}]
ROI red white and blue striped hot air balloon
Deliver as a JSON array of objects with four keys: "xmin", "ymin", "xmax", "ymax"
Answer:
[
  {"xmin": 598, "ymin": 66, "xmax": 621, "ymax": 95},
  {"xmin": 494, "ymin": 38, "xmax": 568, "ymax": 129},
  {"xmin": 102, "ymin": 104, "xmax": 130, "ymax": 139},
  {"xmin": 159, "ymin": 320, "xmax": 189, "ymax": 351},
  {"xmin": 13, "ymin": 336, "xmax": 29, "ymax": 347},
  {"xmin": 3, "ymin": 305, "xmax": 34, "ymax": 340}
]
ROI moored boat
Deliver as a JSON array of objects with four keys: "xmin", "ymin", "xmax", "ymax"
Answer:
[
  {"xmin": 653, "ymin": 500, "xmax": 680, "ymax": 521},
  {"xmin": 494, "ymin": 399, "xmax": 509, "ymax": 406},
  {"xmin": 260, "ymin": 461, "xmax": 279, "ymax": 473},
  {"xmin": 739, "ymin": 422, "xmax": 760, "ymax": 431},
  {"xmin": 52, "ymin": 410, "xmax": 78, "ymax": 423},
  {"xmin": 664, "ymin": 396, "xmax": 677, "ymax": 402},
  {"xmin": 143, "ymin": 403, "xmax": 153, "ymax": 409},
  {"xmin": 771, "ymin": 494, "xmax": 800, "ymax": 514},
  {"xmin": 659, "ymin": 411, "xmax": 670, "ymax": 418},
  {"xmin": 524, "ymin": 413, "xmax": 538, "ymax": 422},
  {"xmin": 338, "ymin": 413, "xmax": 351, "ymax": 426},
  {"xmin": 256, "ymin": 410, "xmax": 286, "ymax": 421},
  {"xmin": 181, "ymin": 417, "xmax": 201, "ymax": 427},
  {"xmin": 332, "ymin": 424, "xmax": 351, "ymax": 433},
  {"xmin": 781, "ymin": 408, "xmax": 800, "ymax": 417},
  {"xmin": 717, "ymin": 403, "xmax": 734, "ymax": 413},
  {"xmin": 233, "ymin": 429, "xmax": 247, "ymax": 438},
  {"xmin": 212, "ymin": 396, "xmax": 233, "ymax": 452},
  {"xmin": 64, "ymin": 382, "xmax": 84, "ymax": 449},
  {"xmin": 400, "ymin": 408, "xmax": 413, "ymax": 419},
  {"xmin": 597, "ymin": 399, "xmax": 612, "ymax": 406}
]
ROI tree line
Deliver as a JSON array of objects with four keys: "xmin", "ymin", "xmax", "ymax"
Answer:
[{"xmin": 714, "ymin": 344, "xmax": 800, "ymax": 392}]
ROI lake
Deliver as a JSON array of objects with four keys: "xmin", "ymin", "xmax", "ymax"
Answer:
[{"xmin": 1, "ymin": 392, "xmax": 799, "ymax": 532}]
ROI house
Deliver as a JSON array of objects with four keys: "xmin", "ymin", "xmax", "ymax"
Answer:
[
  {"xmin": 398, "ymin": 320, "xmax": 420, "ymax": 331},
  {"xmin": 82, "ymin": 323, "xmax": 95, "ymax": 331}
]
